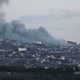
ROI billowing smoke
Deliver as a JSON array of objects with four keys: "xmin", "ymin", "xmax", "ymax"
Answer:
[
  {"xmin": 0, "ymin": 0, "xmax": 9, "ymax": 6},
  {"xmin": 0, "ymin": 0, "xmax": 65, "ymax": 45}
]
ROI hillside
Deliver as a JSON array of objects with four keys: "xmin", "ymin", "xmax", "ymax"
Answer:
[{"xmin": 0, "ymin": 38, "xmax": 80, "ymax": 68}]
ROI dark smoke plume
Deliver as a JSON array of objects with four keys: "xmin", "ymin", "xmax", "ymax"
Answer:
[
  {"xmin": 0, "ymin": 0, "xmax": 65, "ymax": 45},
  {"xmin": 0, "ymin": 0, "xmax": 9, "ymax": 6}
]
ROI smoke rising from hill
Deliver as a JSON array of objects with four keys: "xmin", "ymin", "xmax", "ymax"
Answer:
[{"xmin": 0, "ymin": 0, "xmax": 65, "ymax": 45}]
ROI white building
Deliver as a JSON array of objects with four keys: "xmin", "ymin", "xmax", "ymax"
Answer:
[{"xmin": 18, "ymin": 48, "xmax": 27, "ymax": 52}]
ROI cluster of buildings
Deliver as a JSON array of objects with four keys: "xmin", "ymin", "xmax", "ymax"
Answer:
[{"xmin": 0, "ymin": 39, "xmax": 80, "ymax": 68}]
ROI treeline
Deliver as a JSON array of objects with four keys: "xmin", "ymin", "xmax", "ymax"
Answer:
[{"xmin": 0, "ymin": 65, "xmax": 80, "ymax": 75}]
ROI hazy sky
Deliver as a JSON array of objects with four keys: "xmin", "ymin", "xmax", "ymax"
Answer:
[{"xmin": 2, "ymin": 0, "xmax": 80, "ymax": 42}]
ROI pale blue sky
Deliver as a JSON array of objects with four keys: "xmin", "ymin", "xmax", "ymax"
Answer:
[{"xmin": 2, "ymin": 0, "xmax": 80, "ymax": 42}]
